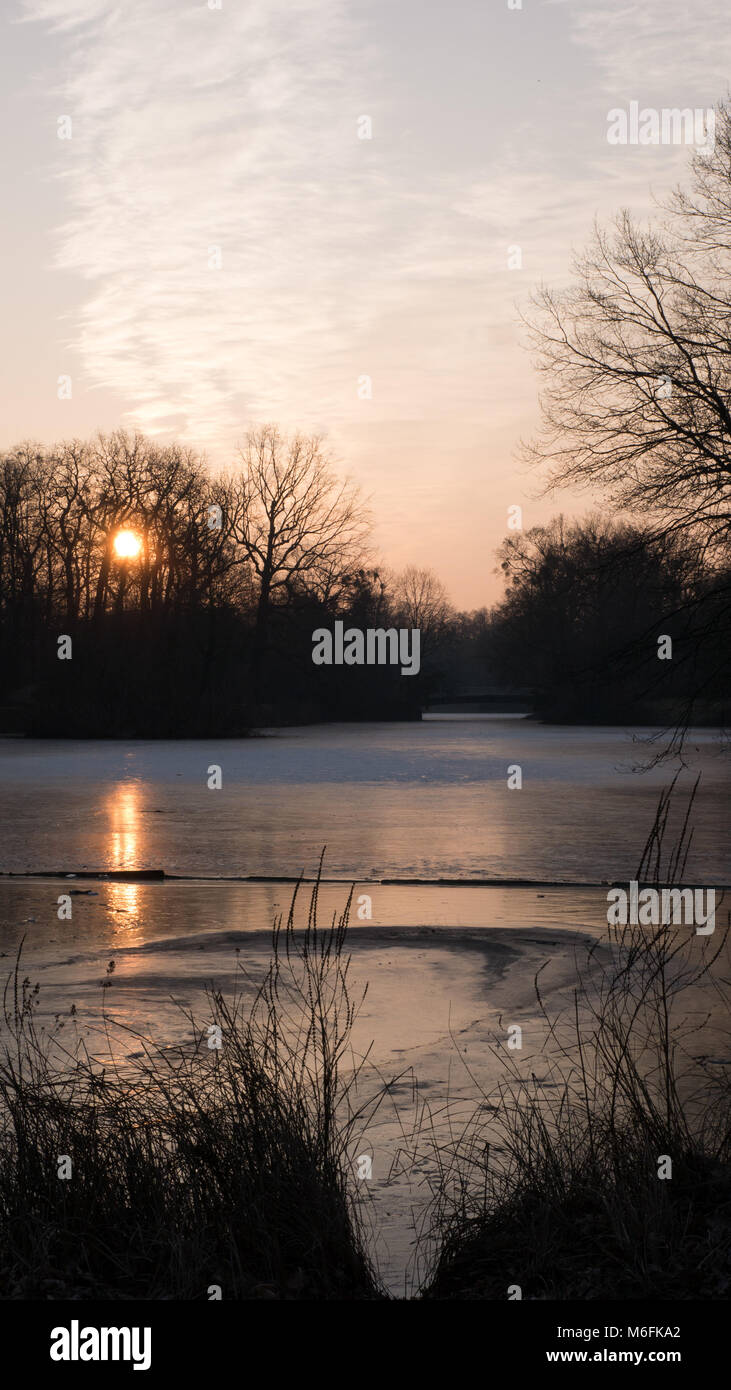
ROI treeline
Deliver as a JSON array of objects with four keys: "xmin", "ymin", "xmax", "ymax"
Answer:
[
  {"xmin": 489, "ymin": 516, "xmax": 729, "ymax": 725},
  {"xmin": 0, "ymin": 428, "xmax": 726, "ymax": 735},
  {"xmin": 0, "ymin": 428, "xmax": 456, "ymax": 735}
]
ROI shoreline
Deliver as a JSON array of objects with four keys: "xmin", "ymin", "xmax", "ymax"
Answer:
[{"xmin": 3, "ymin": 869, "xmax": 729, "ymax": 888}]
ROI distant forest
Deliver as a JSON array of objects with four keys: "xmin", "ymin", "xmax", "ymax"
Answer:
[{"xmin": 0, "ymin": 425, "xmax": 726, "ymax": 736}]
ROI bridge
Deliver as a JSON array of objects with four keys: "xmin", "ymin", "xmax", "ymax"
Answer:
[{"xmin": 421, "ymin": 686, "xmax": 534, "ymax": 718}]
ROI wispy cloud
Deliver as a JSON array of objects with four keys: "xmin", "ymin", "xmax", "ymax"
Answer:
[
  {"xmin": 566, "ymin": 0, "xmax": 731, "ymax": 98},
  {"xmin": 23, "ymin": 0, "xmax": 731, "ymax": 457},
  {"xmin": 24, "ymin": 0, "xmax": 417, "ymax": 447},
  {"xmin": 15, "ymin": 0, "xmax": 731, "ymax": 602}
]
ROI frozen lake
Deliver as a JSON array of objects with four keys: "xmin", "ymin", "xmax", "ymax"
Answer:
[
  {"xmin": 0, "ymin": 721, "xmax": 727, "ymax": 883},
  {"xmin": 0, "ymin": 720, "xmax": 728, "ymax": 1293}
]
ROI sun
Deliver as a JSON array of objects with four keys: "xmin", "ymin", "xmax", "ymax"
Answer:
[{"xmin": 113, "ymin": 528, "xmax": 143, "ymax": 560}]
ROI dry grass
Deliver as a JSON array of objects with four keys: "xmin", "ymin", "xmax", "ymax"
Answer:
[
  {"xmin": 419, "ymin": 779, "xmax": 731, "ymax": 1299},
  {"xmin": 0, "ymin": 865, "xmax": 384, "ymax": 1300}
]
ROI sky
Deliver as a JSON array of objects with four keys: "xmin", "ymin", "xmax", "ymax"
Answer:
[{"xmin": 1, "ymin": 0, "xmax": 730, "ymax": 606}]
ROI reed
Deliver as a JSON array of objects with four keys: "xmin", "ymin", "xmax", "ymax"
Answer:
[
  {"xmin": 0, "ymin": 865, "xmax": 383, "ymax": 1300},
  {"xmin": 419, "ymin": 779, "xmax": 731, "ymax": 1299}
]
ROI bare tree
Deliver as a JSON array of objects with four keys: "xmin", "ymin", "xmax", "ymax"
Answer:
[
  {"xmin": 521, "ymin": 107, "xmax": 731, "ymax": 738},
  {"xmin": 522, "ymin": 99, "xmax": 731, "ymax": 559},
  {"xmin": 230, "ymin": 425, "xmax": 370, "ymax": 683},
  {"xmin": 389, "ymin": 564, "xmax": 452, "ymax": 636}
]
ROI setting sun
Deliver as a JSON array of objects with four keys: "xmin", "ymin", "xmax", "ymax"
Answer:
[{"xmin": 113, "ymin": 528, "xmax": 143, "ymax": 560}]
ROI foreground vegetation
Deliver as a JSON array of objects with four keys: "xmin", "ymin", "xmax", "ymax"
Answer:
[
  {"xmin": 0, "ymin": 875, "xmax": 383, "ymax": 1299},
  {"xmin": 420, "ymin": 784, "xmax": 731, "ymax": 1299},
  {"xmin": 0, "ymin": 797, "xmax": 728, "ymax": 1300}
]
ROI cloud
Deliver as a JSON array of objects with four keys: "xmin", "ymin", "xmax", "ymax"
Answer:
[
  {"xmin": 566, "ymin": 0, "xmax": 731, "ymax": 98},
  {"xmin": 20, "ymin": 0, "xmax": 731, "ymax": 468},
  {"xmin": 24, "ymin": 0, "xmax": 416, "ymax": 447}
]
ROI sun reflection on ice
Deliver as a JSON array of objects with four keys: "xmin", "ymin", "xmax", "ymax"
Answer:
[
  {"xmin": 106, "ymin": 784, "xmax": 141, "ymax": 870},
  {"xmin": 108, "ymin": 880, "xmax": 141, "ymax": 920}
]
